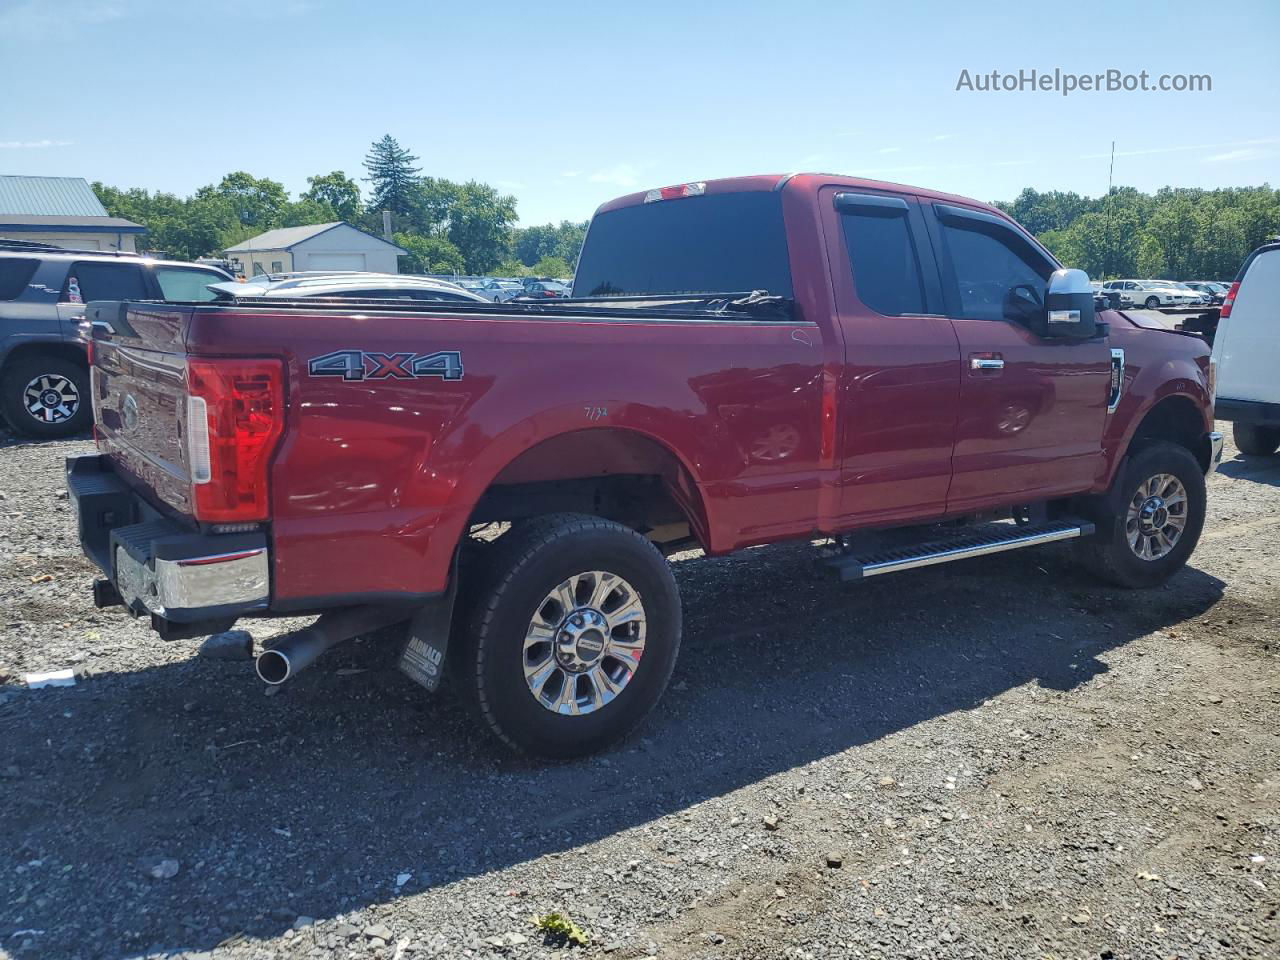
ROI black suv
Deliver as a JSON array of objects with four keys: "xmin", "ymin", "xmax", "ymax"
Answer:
[{"xmin": 0, "ymin": 240, "xmax": 230, "ymax": 438}]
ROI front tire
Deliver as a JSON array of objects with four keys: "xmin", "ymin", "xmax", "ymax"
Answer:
[
  {"xmin": 458, "ymin": 514, "xmax": 682, "ymax": 758},
  {"xmin": 2, "ymin": 353, "xmax": 91, "ymax": 439},
  {"xmin": 1233, "ymin": 423, "xmax": 1280, "ymax": 456},
  {"xmin": 1144, "ymin": 296, "xmax": 1161, "ymax": 310},
  {"xmin": 1076, "ymin": 441, "xmax": 1206, "ymax": 588}
]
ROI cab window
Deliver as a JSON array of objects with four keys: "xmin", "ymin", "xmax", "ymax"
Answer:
[
  {"xmin": 62, "ymin": 261, "xmax": 149, "ymax": 302},
  {"xmin": 937, "ymin": 218, "xmax": 1052, "ymax": 323},
  {"xmin": 154, "ymin": 265, "xmax": 225, "ymax": 302},
  {"xmin": 839, "ymin": 204, "xmax": 927, "ymax": 317}
]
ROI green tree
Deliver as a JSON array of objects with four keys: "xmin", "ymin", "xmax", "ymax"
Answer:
[
  {"xmin": 510, "ymin": 220, "xmax": 588, "ymax": 268},
  {"xmin": 363, "ymin": 134, "xmax": 421, "ymax": 216},
  {"xmin": 276, "ymin": 197, "xmax": 339, "ymax": 227},
  {"xmin": 302, "ymin": 171, "xmax": 361, "ymax": 220},
  {"xmin": 447, "ymin": 181, "xmax": 517, "ymax": 273},
  {"xmin": 394, "ymin": 232, "xmax": 465, "ymax": 275},
  {"xmin": 1135, "ymin": 234, "xmax": 1167, "ymax": 278},
  {"xmin": 200, "ymin": 171, "xmax": 288, "ymax": 230},
  {"xmin": 531, "ymin": 255, "xmax": 573, "ymax": 277}
]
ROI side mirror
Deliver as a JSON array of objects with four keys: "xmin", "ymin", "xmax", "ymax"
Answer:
[{"xmin": 1033, "ymin": 268, "xmax": 1098, "ymax": 339}]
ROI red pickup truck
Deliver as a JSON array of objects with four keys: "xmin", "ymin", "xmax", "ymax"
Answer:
[{"xmin": 68, "ymin": 174, "xmax": 1222, "ymax": 757}]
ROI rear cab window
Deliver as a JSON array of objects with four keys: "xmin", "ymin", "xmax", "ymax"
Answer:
[
  {"xmin": 573, "ymin": 191, "xmax": 793, "ymax": 298},
  {"xmin": 0, "ymin": 258, "xmax": 39, "ymax": 300},
  {"xmin": 836, "ymin": 193, "xmax": 928, "ymax": 317}
]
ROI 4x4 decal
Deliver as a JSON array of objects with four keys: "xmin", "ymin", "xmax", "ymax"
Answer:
[{"xmin": 307, "ymin": 349, "xmax": 464, "ymax": 382}]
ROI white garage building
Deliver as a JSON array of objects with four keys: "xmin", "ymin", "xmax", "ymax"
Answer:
[{"xmin": 224, "ymin": 222, "xmax": 406, "ymax": 277}]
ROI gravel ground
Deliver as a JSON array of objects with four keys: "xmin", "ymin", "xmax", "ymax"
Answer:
[{"xmin": 1, "ymin": 425, "xmax": 1276, "ymax": 960}]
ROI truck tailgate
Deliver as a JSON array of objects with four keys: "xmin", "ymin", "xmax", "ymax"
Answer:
[{"xmin": 89, "ymin": 302, "xmax": 195, "ymax": 516}]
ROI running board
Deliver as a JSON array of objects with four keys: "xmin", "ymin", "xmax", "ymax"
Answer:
[{"xmin": 824, "ymin": 519, "xmax": 1095, "ymax": 582}]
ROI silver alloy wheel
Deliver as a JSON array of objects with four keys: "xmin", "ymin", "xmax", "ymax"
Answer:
[
  {"xmin": 23, "ymin": 374, "xmax": 80, "ymax": 424},
  {"xmin": 1126, "ymin": 472, "xmax": 1189, "ymax": 560},
  {"xmin": 523, "ymin": 570, "xmax": 646, "ymax": 716}
]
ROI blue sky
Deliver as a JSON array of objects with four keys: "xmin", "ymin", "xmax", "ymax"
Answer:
[{"xmin": 2, "ymin": 0, "xmax": 1276, "ymax": 226}]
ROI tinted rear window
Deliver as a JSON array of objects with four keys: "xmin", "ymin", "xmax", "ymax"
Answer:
[
  {"xmin": 574, "ymin": 191, "xmax": 793, "ymax": 298},
  {"xmin": 67, "ymin": 261, "xmax": 149, "ymax": 302},
  {"xmin": 840, "ymin": 210, "xmax": 927, "ymax": 316},
  {"xmin": 0, "ymin": 258, "xmax": 39, "ymax": 300}
]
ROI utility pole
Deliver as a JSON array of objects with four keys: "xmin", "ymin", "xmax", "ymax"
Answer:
[
  {"xmin": 382, "ymin": 209, "xmax": 393, "ymax": 242},
  {"xmin": 1104, "ymin": 140, "xmax": 1116, "ymax": 279}
]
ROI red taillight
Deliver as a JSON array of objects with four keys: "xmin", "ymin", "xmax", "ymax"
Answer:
[
  {"xmin": 86, "ymin": 339, "xmax": 95, "ymax": 368},
  {"xmin": 1219, "ymin": 281, "xmax": 1241, "ymax": 318},
  {"xmin": 186, "ymin": 358, "xmax": 284, "ymax": 523}
]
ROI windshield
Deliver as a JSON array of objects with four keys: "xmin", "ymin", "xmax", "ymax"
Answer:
[{"xmin": 574, "ymin": 191, "xmax": 794, "ymax": 298}]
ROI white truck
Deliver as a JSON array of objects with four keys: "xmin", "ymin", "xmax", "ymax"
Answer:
[{"xmin": 1212, "ymin": 239, "xmax": 1280, "ymax": 455}]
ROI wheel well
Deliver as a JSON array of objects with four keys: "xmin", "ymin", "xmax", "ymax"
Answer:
[
  {"xmin": 1, "ymin": 341, "xmax": 88, "ymax": 376},
  {"xmin": 1131, "ymin": 395, "xmax": 1210, "ymax": 472},
  {"xmin": 469, "ymin": 429, "xmax": 708, "ymax": 550}
]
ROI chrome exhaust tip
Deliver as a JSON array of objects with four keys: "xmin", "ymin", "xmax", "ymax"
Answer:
[{"xmin": 255, "ymin": 648, "xmax": 293, "ymax": 685}]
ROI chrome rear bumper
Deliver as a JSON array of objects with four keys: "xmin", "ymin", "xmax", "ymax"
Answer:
[
  {"xmin": 116, "ymin": 544, "xmax": 269, "ymax": 619},
  {"xmin": 67, "ymin": 454, "xmax": 270, "ymax": 635}
]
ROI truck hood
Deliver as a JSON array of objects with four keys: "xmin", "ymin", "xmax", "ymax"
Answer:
[{"xmin": 1115, "ymin": 309, "xmax": 1206, "ymax": 338}]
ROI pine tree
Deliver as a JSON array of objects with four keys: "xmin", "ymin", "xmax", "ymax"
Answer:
[{"xmin": 363, "ymin": 135, "xmax": 421, "ymax": 216}]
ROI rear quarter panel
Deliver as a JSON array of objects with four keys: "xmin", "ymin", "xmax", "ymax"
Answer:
[{"xmin": 185, "ymin": 307, "xmax": 827, "ymax": 605}]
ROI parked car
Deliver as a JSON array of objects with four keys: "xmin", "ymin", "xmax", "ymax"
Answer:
[
  {"xmin": 0, "ymin": 240, "xmax": 230, "ymax": 437},
  {"xmin": 474, "ymin": 278, "xmax": 525, "ymax": 302},
  {"xmin": 68, "ymin": 173, "xmax": 1220, "ymax": 758},
  {"xmin": 1184, "ymin": 281, "xmax": 1230, "ymax": 304},
  {"xmin": 519, "ymin": 280, "xmax": 571, "ymax": 299},
  {"xmin": 1162, "ymin": 281, "xmax": 1211, "ymax": 305},
  {"xmin": 1100, "ymin": 279, "xmax": 1206, "ymax": 310},
  {"xmin": 1210, "ymin": 239, "xmax": 1280, "ymax": 455},
  {"xmin": 209, "ymin": 274, "xmax": 486, "ymax": 302},
  {"xmin": 1090, "ymin": 280, "xmax": 1122, "ymax": 308}
]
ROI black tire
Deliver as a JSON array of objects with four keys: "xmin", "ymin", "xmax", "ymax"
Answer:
[
  {"xmin": 1, "ymin": 353, "xmax": 91, "ymax": 439},
  {"xmin": 1233, "ymin": 423, "xmax": 1280, "ymax": 456},
  {"xmin": 1144, "ymin": 296, "xmax": 1161, "ymax": 310},
  {"xmin": 1076, "ymin": 441, "xmax": 1206, "ymax": 588},
  {"xmin": 456, "ymin": 513, "xmax": 681, "ymax": 758}
]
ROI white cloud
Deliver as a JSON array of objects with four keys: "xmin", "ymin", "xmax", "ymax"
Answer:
[
  {"xmin": 0, "ymin": 139, "xmax": 74, "ymax": 149},
  {"xmin": 0, "ymin": 0, "xmax": 129, "ymax": 36},
  {"xmin": 1204, "ymin": 148, "xmax": 1267, "ymax": 163},
  {"xmin": 560, "ymin": 170, "xmax": 581, "ymax": 178},
  {"xmin": 588, "ymin": 164, "xmax": 640, "ymax": 188},
  {"xmin": 877, "ymin": 146, "xmax": 902, "ymax": 155},
  {"xmin": 930, "ymin": 134, "xmax": 954, "ymax": 142},
  {"xmin": 1080, "ymin": 137, "xmax": 1280, "ymax": 160}
]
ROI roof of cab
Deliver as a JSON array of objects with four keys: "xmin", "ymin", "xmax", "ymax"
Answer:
[{"xmin": 593, "ymin": 173, "xmax": 1015, "ymax": 222}]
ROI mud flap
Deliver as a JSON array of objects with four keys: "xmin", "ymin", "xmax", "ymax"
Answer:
[{"xmin": 397, "ymin": 573, "xmax": 457, "ymax": 693}]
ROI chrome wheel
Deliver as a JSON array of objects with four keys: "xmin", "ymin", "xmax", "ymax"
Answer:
[
  {"xmin": 23, "ymin": 373, "xmax": 80, "ymax": 424},
  {"xmin": 1126, "ymin": 473, "xmax": 1188, "ymax": 560},
  {"xmin": 522, "ymin": 570, "xmax": 646, "ymax": 715}
]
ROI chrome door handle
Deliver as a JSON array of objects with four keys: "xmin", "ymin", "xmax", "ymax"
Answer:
[{"xmin": 970, "ymin": 357, "xmax": 1005, "ymax": 370}]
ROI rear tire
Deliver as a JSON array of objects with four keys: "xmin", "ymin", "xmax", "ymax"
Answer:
[
  {"xmin": 1, "ymin": 353, "xmax": 91, "ymax": 439},
  {"xmin": 1233, "ymin": 423, "xmax": 1280, "ymax": 456},
  {"xmin": 1075, "ymin": 441, "xmax": 1206, "ymax": 588},
  {"xmin": 457, "ymin": 514, "xmax": 681, "ymax": 758}
]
